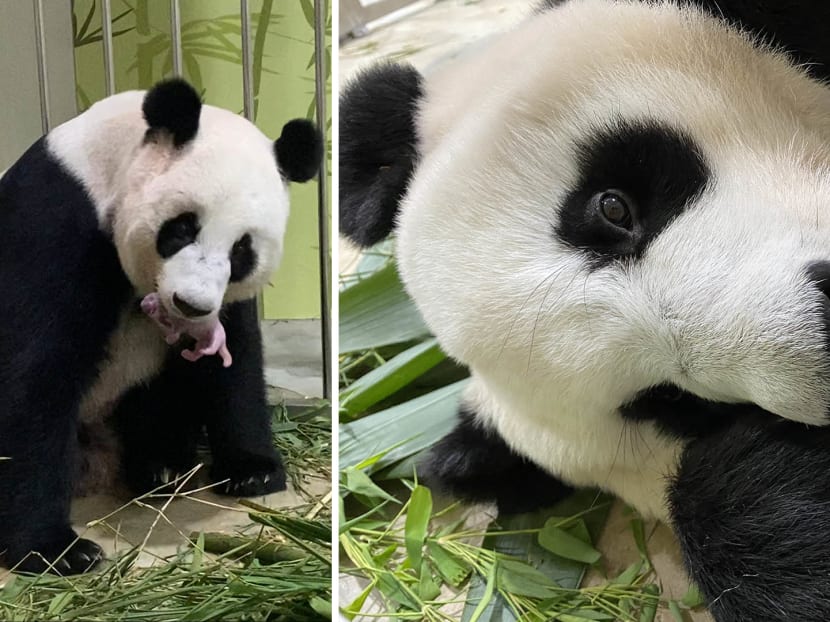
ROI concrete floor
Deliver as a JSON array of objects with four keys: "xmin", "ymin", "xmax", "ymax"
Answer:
[{"xmin": 340, "ymin": 1, "xmax": 711, "ymax": 620}]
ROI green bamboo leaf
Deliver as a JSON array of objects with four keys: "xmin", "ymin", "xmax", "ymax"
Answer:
[
  {"xmin": 342, "ymin": 467, "xmax": 399, "ymax": 503},
  {"xmin": 639, "ymin": 584, "xmax": 660, "ymax": 622},
  {"xmin": 668, "ymin": 601, "xmax": 684, "ymax": 622},
  {"xmin": 538, "ymin": 524, "xmax": 601, "ymax": 564},
  {"xmin": 611, "ymin": 560, "xmax": 644, "ymax": 586},
  {"xmin": 404, "ymin": 486, "xmax": 432, "ymax": 568},
  {"xmin": 341, "ymin": 338, "xmax": 446, "ymax": 416},
  {"xmin": 340, "ymin": 262, "xmax": 430, "ymax": 353},
  {"xmin": 418, "ymin": 560, "xmax": 442, "ymax": 601},
  {"xmin": 468, "ymin": 561, "xmax": 498, "ymax": 622},
  {"xmin": 427, "ymin": 541, "xmax": 470, "ymax": 587},
  {"xmin": 497, "ymin": 559, "xmax": 560, "ymax": 599},
  {"xmin": 339, "ymin": 380, "xmax": 468, "ymax": 473},
  {"xmin": 681, "ymin": 584, "xmax": 704, "ymax": 608}
]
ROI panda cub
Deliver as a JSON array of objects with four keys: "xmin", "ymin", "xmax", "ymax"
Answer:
[
  {"xmin": 0, "ymin": 79, "xmax": 321, "ymax": 575},
  {"xmin": 341, "ymin": 1, "xmax": 830, "ymax": 620}
]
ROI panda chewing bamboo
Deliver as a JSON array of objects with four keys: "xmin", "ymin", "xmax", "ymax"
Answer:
[
  {"xmin": 340, "ymin": 1, "xmax": 830, "ymax": 620},
  {"xmin": 0, "ymin": 79, "xmax": 321, "ymax": 575}
]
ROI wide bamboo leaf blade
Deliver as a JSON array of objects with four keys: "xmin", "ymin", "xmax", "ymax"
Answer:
[
  {"xmin": 341, "ymin": 338, "xmax": 446, "ymax": 416},
  {"xmin": 461, "ymin": 490, "xmax": 613, "ymax": 622},
  {"xmin": 340, "ymin": 263, "xmax": 430, "ymax": 353},
  {"xmin": 340, "ymin": 380, "xmax": 468, "ymax": 473}
]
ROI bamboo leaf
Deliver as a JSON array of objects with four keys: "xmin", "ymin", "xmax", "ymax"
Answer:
[
  {"xmin": 341, "ymin": 338, "xmax": 446, "ymax": 416},
  {"xmin": 404, "ymin": 486, "xmax": 432, "ymax": 568},
  {"xmin": 538, "ymin": 523, "xmax": 601, "ymax": 564},
  {"xmin": 339, "ymin": 380, "xmax": 468, "ymax": 473},
  {"xmin": 340, "ymin": 262, "xmax": 430, "ymax": 353}
]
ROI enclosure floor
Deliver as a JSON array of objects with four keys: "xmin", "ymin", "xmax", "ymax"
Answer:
[{"xmin": 339, "ymin": 1, "xmax": 711, "ymax": 619}]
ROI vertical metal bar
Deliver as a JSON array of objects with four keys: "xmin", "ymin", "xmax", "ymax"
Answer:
[
  {"xmin": 170, "ymin": 0, "xmax": 183, "ymax": 76},
  {"xmin": 32, "ymin": 0, "xmax": 50, "ymax": 133},
  {"xmin": 239, "ymin": 0, "xmax": 263, "ymax": 322},
  {"xmin": 101, "ymin": 0, "xmax": 116, "ymax": 96},
  {"xmin": 240, "ymin": 0, "xmax": 255, "ymax": 122},
  {"xmin": 313, "ymin": 0, "xmax": 331, "ymax": 399}
]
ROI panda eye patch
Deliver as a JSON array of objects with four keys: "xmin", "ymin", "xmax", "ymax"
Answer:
[
  {"xmin": 156, "ymin": 211, "xmax": 200, "ymax": 258},
  {"xmin": 597, "ymin": 191, "xmax": 633, "ymax": 230},
  {"xmin": 555, "ymin": 119, "xmax": 709, "ymax": 269},
  {"xmin": 230, "ymin": 233, "xmax": 257, "ymax": 282}
]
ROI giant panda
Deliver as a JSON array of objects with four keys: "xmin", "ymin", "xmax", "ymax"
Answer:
[
  {"xmin": 340, "ymin": 1, "xmax": 830, "ymax": 620},
  {"xmin": 0, "ymin": 78, "xmax": 321, "ymax": 575}
]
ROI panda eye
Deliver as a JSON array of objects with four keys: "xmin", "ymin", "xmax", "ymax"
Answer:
[
  {"xmin": 229, "ymin": 233, "xmax": 257, "ymax": 282},
  {"xmin": 157, "ymin": 211, "xmax": 199, "ymax": 258},
  {"xmin": 597, "ymin": 191, "xmax": 633, "ymax": 230}
]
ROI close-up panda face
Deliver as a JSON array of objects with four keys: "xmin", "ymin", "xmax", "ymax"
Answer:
[{"xmin": 396, "ymin": 0, "xmax": 830, "ymax": 426}]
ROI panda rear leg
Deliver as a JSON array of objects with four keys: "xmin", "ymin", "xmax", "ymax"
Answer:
[
  {"xmin": 0, "ymin": 398, "xmax": 103, "ymax": 575},
  {"xmin": 421, "ymin": 402, "xmax": 573, "ymax": 515}
]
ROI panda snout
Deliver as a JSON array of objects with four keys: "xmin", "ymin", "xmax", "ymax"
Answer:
[{"xmin": 172, "ymin": 293, "xmax": 213, "ymax": 318}]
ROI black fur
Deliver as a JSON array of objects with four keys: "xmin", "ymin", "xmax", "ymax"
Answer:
[
  {"xmin": 142, "ymin": 79, "xmax": 202, "ymax": 147},
  {"xmin": 156, "ymin": 211, "xmax": 199, "ymax": 258},
  {"xmin": 116, "ymin": 299, "xmax": 286, "ymax": 498},
  {"xmin": 0, "ymin": 138, "xmax": 131, "ymax": 574},
  {"xmin": 620, "ymin": 384, "xmax": 752, "ymax": 440},
  {"xmin": 670, "ymin": 416, "xmax": 830, "ymax": 622},
  {"xmin": 555, "ymin": 120, "xmax": 709, "ymax": 269},
  {"xmin": 421, "ymin": 406, "xmax": 572, "ymax": 514},
  {"xmin": 229, "ymin": 233, "xmax": 256, "ymax": 283},
  {"xmin": 339, "ymin": 63, "xmax": 423, "ymax": 247},
  {"xmin": 274, "ymin": 119, "xmax": 323, "ymax": 183},
  {"xmin": 537, "ymin": 1, "xmax": 830, "ymax": 82}
]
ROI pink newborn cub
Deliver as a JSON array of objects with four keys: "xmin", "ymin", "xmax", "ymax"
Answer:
[{"xmin": 140, "ymin": 292, "xmax": 232, "ymax": 367}]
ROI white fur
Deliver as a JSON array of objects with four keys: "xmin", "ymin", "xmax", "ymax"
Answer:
[
  {"xmin": 397, "ymin": 0, "xmax": 830, "ymax": 518},
  {"xmin": 79, "ymin": 307, "xmax": 168, "ymax": 422}
]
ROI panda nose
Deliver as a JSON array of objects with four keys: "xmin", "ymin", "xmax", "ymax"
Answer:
[{"xmin": 172, "ymin": 293, "xmax": 212, "ymax": 318}]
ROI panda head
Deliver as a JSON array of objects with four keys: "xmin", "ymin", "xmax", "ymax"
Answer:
[
  {"xmin": 108, "ymin": 79, "xmax": 322, "ymax": 320},
  {"xmin": 341, "ymin": 0, "xmax": 830, "ymax": 425}
]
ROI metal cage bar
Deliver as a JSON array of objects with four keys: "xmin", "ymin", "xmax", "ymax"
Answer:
[
  {"xmin": 32, "ymin": 0, "xmax": 50, "ymax": 133},
  {"xmin": 314, "ymin": 0, "xmax": 331, "ymax": 399},
  {"xmin": 101, "ymin": 0, "xmax": 116, "ymax": 96},
  {"xmin": 170, "ymin": 0, "xmax": 183, "ymax": 76}
]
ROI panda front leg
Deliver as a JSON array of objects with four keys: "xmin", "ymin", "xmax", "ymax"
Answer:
[
  {"xmin": 669, "ymin": 416, "xmax": 830, "ymax": 622},
  {"xmin": 202, "ymin": 299, "xmax": 287, "ymax": 496},
  {"xmin": 120, "ymin": 298, "xmax": 286, "ymax": 497},
  {"xmin": 421, "ymin": 381, "xmax": 573, "ymax": 514},
  {"xmin": 0, "ymin": 385, "xmax": 103, "ymax": 574}
]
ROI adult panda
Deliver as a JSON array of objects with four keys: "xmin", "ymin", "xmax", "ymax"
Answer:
[
  {"xmin": 0, "ymin": 79, "xmax": 321, "ymax": 575},
  {"xmin": 340, "ymin": 1, "xmax": 830, "ymax": 620}
]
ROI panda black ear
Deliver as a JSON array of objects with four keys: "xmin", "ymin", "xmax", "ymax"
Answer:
[
  {"xmin": 142, "ymin": 78, "xmax": 202, "ymax": 147},
  {"xmin": 339, "ymin": 62, "xmax": 423, "ymax": 248},
  {"xmin": 274, "ymin": 119, "xmax": 323, "ymax": 182}
]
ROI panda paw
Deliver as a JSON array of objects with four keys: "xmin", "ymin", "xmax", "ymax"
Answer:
[
  {"xmin": 212, "ymin": 458, "xmax": 287, "ymax": 497},
  {"xmin": 125, "ymin": 460, "xmax": 199, "ymax": 496},
  {"xmin": 14, "ymin": 537, "xmax": 104, "ymax": 576}
]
